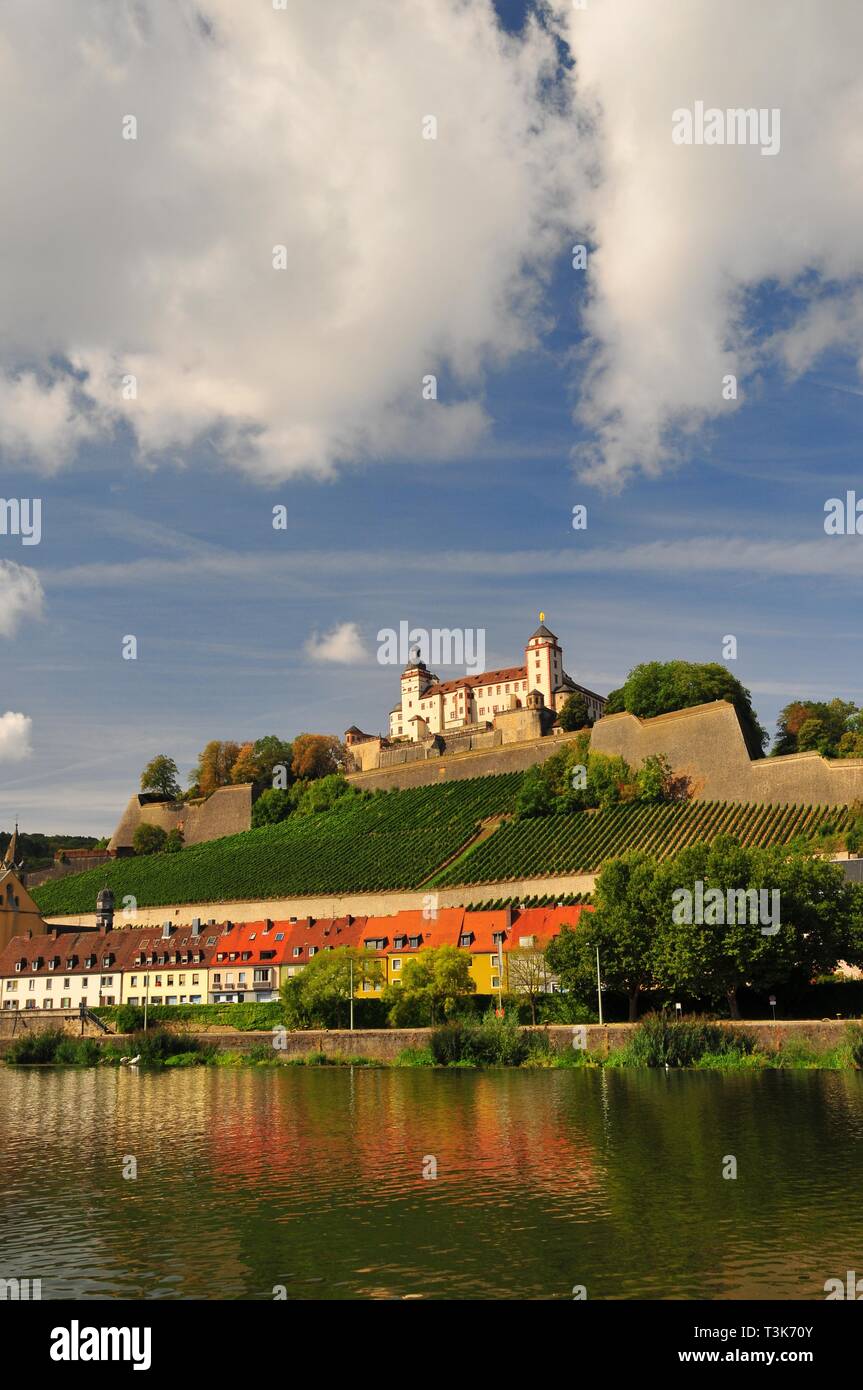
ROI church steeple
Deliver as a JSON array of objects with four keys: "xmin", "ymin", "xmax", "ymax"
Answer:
[{"xmin": 2, "ymin": 823, "xmax": 20, "ymax": 870}]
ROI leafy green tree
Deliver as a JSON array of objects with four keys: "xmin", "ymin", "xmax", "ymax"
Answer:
[
  {"xmin": 383, "ymin": 945, "xmax": 475, "ymax": 1026},
  {"xmin": 251, "ymin": 788, "xmax": 293, "ymax": 827},
  {"xmin": 546, "ymin": 854, "xmax": 665, "ymax": 1021},
  {"xmin": 772, "ymin": 699, "xmax": 858, "ymax": 758},
  {"xmin": 280, "ymin": 947, "xmax": 383, "ymax": 1029},
  {"xmin": 611, "ymin": 660, "xmax": 767, "ymax": 757},
  {"xmin": 139, "ymin": 755, "xmax": 182, "ymax": 801},
  {"xmin": 132, "ymin": 823, "xmax": 168, "ymax": 855},
  {"xmin": 164, "ymin": 828, "xmax": 184, "ymax": 853},
  {"xmin": 292, "ymin": 773, "xmax": 356, "ymax": 816},
  {"xmin": 656, "ymin": 837, "xmax": 862, "ymax": 1018},
  {"xmin": 252, "ymin": 735, "xmax": 294, "ymax": 786},
  {"xmin": 514, "ymin": 764, "xmax": 555, "ymax": 819},
  {"xmin": 636, "ymin": 753, "xmax": 676, "ymax": 803},
  {"xmin": 558, "ymin": 693, "xmax": 592, "ymax": 731}
]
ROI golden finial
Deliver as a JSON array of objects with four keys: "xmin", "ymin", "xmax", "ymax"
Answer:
[{"xmin": 539, "ymin": 611, "xmax": 545, "ymax": 623}]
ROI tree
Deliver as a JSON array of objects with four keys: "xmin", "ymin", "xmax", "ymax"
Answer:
[
  {"xmin": 192, "ymin": 740, "xmax": 241, "ymax": 797},
  {"xmin": 514, "ymin": 765, "xmax": 555, "ymax": 819},
  {"xmin": 132, "ymin": 823, "xmax": 168, "ymax": 855},
  {"xmin": 164, "ymin": 828, "xmax": 184, "ymax": 853},
  {"xmin": 251, "ymin": 735, "xmax": 294, "ymax": 787},
  {"xmin": 773, "ymin": 699, "xmax": 858, "ymax": 758},
  {"xmin": 291, "ymin": 734, "xmax": 346, "ymax": 781},
  {"xmin": 280, "ymin": 947, "xmax": 383, "ymax": 1029},
  {"xmin": 656, "ymin": 837, "xmax": 862, "ymax": 1018},
  {"xmin": 251, "ymin": 788, "xmax": 293, "ymax": 827},
  {"xmin": 139, "ymin": 755, "xmax": 182, "ymax": 801},
  {"xmin": 292, "ymin": 774, "xmax": 357, "ymax": 816},
  {"xmin": 610, "ymin": 660, "xmax": 767, "ymax": 757},
  {"xmin": 230, "ymin": 742, "xmax": 259, "ymax": 784},
  {"xmin": 382, "ymin": 946, "xmax": 475, "ymax": 1026},
  {"xmin": 558, "ymin": 693, "xmax": 592, "ymax": 732},
  {"xmin": 546, "ymin": 855, "xmax": 665, "ymax": 1021},
  {"xmin": 506, "ymin": 947, "xmax": 553, "ymax": 1024}
]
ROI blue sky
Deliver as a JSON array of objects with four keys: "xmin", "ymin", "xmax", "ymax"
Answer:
[{"xmin": 2, "ymin": 0, "xmax": 863, "ymax": 834}]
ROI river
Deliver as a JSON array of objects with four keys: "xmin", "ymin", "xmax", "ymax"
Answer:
[{"xmin": 1, "ymin": 1066, "xmax": 860, "ymax": 1299}]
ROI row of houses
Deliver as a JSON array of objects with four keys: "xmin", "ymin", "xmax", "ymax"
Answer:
[{"xmin": 0, "ymin": 902, "xmax": 591, "ymax": 1012}]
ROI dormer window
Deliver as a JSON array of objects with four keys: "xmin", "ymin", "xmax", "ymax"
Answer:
[
  {"xmin": 394, "ymin": 937, "xmax": 406, "ymax": 949},
  {"xmin": 459, "ymin": 934, "xmax": 473, "ymax": 947},
  {"xmin": 48, "ymin": 957, "xmax": 60, "ymax": 970},
  {"xmin": 85, "ymin": 956, "xmax": 96, "ymax": 969},
  {"xmin": 293, "ymin": 946, "xmax": 302, "ymax": 958},
  {"xmin": 408, "ymin": 937, "xmax": 420, "ymax": 949},
  {"xmin": 492, "ymin": 932, "xmax": 505, "ymax": 946},
  {"xmin": 66, "ymin": 956, "xmax": 78, "ymax": 969},
  {"xmin": 102, "ymin": 955, "xmax": 114, "ymax": 968}
]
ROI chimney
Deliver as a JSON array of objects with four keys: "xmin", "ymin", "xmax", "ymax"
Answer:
[
  {"xmin": 504, "ymin": 907, "xmax": 514, "ymax": 929},
  {"xmin": 345, "ymin": 913, "xmax": 353, "ymax": 926},
  {"xmin": 264, "ymin": 918, "xmax": 273, "ymax": 933}
]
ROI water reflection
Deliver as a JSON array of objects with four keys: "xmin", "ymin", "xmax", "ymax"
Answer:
[{"xmin": 0, "ymin": 1068, "xmax": 860, "ymax": 1299}]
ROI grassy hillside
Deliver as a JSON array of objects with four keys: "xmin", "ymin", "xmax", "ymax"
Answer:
[
  {"xmin": 33, "ymin": 773, "xmax": 524, "ymax": 914},
  {"xmin": 430, "ymin": 800, "xmax": 851, "ymax": 886}
]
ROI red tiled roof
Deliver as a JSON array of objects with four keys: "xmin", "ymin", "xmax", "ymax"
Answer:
[{"xmin": 423, "ymin": 666, "xmax": 528, "ymax": 698}]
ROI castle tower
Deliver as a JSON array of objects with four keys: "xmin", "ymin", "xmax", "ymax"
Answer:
[
  {"xmin": 96, "ymin": 886, "xmax": 115, "ymax": 933},
  {"xmin": 524, "ymin": 616, "xmax": 563, "ymax": 709}
]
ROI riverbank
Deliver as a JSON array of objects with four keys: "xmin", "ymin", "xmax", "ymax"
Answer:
[{"xmin": 4, "ymin": 1017, "xmax": 863, "ymax": 1070}]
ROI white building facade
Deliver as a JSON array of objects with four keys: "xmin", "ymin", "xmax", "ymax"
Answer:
[{"xmin": 388, "ymin": 622, "xmax": 606, "ymax": 742}]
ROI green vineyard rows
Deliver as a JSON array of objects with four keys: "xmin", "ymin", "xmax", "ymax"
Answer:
[
  {"xmin": 33, "ymin": 772, "xmax": 525, "ymax": 914},
  {"xmin": 431, "ymin": 801, "xmax": 853, "ymax": 887}
]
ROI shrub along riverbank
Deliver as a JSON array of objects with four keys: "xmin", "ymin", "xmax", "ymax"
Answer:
[{"xmin": 6, "ymin": 1015, "xmax": 863, "ymax": 1070}]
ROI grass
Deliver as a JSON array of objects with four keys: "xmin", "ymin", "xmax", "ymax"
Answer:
[{"xmin": 7, "ymin": 1020, "xmax": 863, "ymax": 1070}]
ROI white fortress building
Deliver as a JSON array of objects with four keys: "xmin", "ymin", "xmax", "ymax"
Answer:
[{"xmin": 345, "ymin": 618, "xmax": 606, "ymax": 772}]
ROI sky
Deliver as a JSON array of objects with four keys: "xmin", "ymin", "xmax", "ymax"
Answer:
[{"xmin": 2, "ymin": 0, "xmax": 863, "ymax": 835}]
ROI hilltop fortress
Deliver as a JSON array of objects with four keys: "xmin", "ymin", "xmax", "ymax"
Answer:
[{"xmin": 345, "ymin": 619, "xmax": 607, "ymax": 775}]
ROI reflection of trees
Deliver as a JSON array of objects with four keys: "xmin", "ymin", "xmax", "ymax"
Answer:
[{"xmin": 3, "ymin": 1067, "xmax": 862, "ymax": 1299}]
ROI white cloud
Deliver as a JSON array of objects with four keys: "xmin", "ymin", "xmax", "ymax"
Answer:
[
  {"xmin": 0, "ymin": 712, "xmax": 33, "ymax": 762},
  {"xmin": 0, "ymin": 0, "xmax": 582, "ymax": 481},
  {"xmin": 3, "ymin": 1, "xmax": 862, "ymax": 489},
  {"xmin": 0, "ymin": 560, "xmax": 45, "ymax": 637},
  {"xmin": 304, "ymin": 621, "xmax": 370, "ymax": 664},
  {"xmin": 557, "ymin": 0, "xmax": 863, "ymax": 486}
]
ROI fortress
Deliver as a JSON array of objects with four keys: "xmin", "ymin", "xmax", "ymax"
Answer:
[{"xmin": 345, "ymin": 619, "xmax": 607, "ymax": 775}]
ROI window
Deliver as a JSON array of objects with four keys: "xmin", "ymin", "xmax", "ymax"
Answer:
[
  {"xmin": 409, "ymin": 937, "xmax": 420, "ymax": 949},
  {"xmin": 5, "ymin": 980, "xmax": 17, "ymax": 991},
  {"xmin": 45, "ymin": 978, "xmax": 52, "ymax": 989},
  {"xmin": 192, "ymin": 974, "xmax": 199, "ymax": 985},
  {"xmin": 492, "ymin": 977, "xmax": 501, "ymax": 989},
  {"xmin": 308, "ymin": 947, "xmax": 317, "ymax": 957},
  {"xmin": 459, "ymin": 934, "xmax": 472, "ymax": 947},
  {"xmin": 64, "ymin": 977, "xmax": 71, "ymax": 989},
  {"xmin": 293, "ymin": 946, "xmax": 302, "ymax": 958},
  {"xmin": 61, "ymin": 997, "xmax": 71, "ymax": 1009},
  {"xmin": 392, "ymin": 959, "xmax": 401, "ymax": 971}
]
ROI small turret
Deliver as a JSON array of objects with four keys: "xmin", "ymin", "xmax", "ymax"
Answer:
[{"xmin": 96, "ymin": 885, "xmax": 115, "ymax": 933}]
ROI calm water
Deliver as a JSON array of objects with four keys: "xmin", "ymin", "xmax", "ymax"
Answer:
[{"xmin": 1, "ymin": 1066, "xmax": 861, "ymax": 1300}]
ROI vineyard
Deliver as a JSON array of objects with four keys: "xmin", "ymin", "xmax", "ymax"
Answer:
[
  {"xmin": 33, "ymin": 780, "xmax": 855, "ymax": 915},
  {"xmin": 431, "ymin": 801, "xmax": 853, "ymax": 887},
  {"xmin": 33, "ymin": 773, "xmax": 525, "ymax": 914}
]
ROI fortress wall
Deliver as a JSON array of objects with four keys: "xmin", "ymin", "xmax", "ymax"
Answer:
[
  {"xmin": 345, "ymin": 729, "xmax": 584, "ymax": 793},
  {"xmin": 591, "ymin": 700, "xmax": 863, "ymax": 806},
  {"xmin": 43, "ymin": 870, "xmax": 598, "ymax": 930}
]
